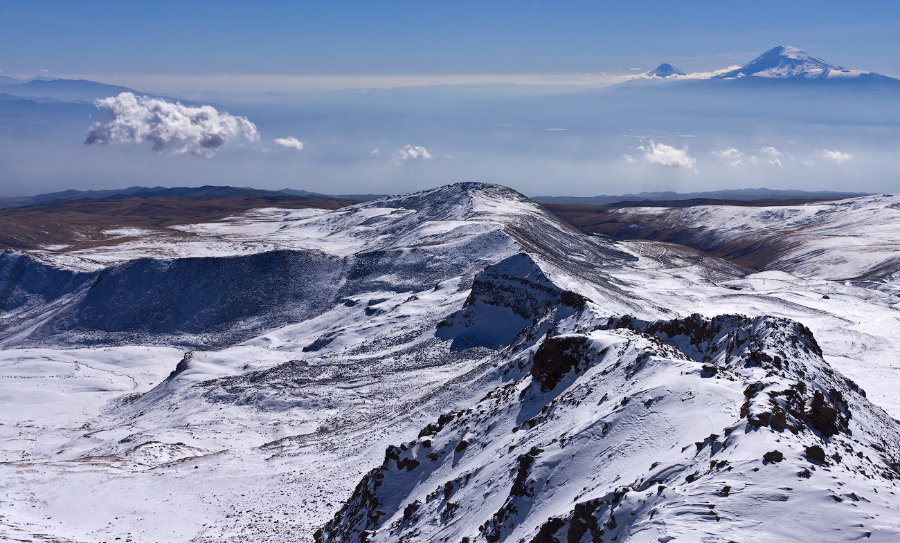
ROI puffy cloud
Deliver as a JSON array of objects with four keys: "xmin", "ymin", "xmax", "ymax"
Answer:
[
  {"xmin": 85, "ymin": 92, "xmax": 259, "ymax": 157},
  {"xmin": 642, "ymin": 140, "xmax": 696, "ymax": 171},
  {"xmin": 760, "ymin": 146, "xmax": 783, "ymax": 168},
  {"xmin": 273, "ymin": 136, "xmax": 304, "ymax": 151},
  {"xmin": 818, "ymin": 149, "xmax": 853, "ymax": 164},
  {"xmin": 712, "ymin": 148, "xmax": 747, "ymax": 167},
  {"xmin": 395, "ymin": 144, "xmax": 432, "ymax": 162}
]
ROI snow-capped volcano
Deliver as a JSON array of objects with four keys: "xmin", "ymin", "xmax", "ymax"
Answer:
[
  {"xmin": 646, "ymin": 62, "xmax": 685, "ymax": 78},
  {"xmin": 715, "ymin": 45, "xmax": 887, "ymax": 80},
  {"xmin": 635, "ymin": 46, "xmax": 897, "ymax": 83}
]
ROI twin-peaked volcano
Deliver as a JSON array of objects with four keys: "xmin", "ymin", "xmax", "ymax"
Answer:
[{"xmin": 642, "ymin": 45, "xmax": 896, "ymax": 83}]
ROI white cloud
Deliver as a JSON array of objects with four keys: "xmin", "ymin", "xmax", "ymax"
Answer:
[
  {"xmin": 712, "ymin": 148, "xmax": 746, "ymax": 167},
  {"xmin": 678, "ymin": 65, "xmax": 743, "ymax": 80},
  {"xmin": 85, "ymin": 92, "xmax": 259, "ymax": 157},
  {"xmin": 627, "ymin": 65, "xmax": 743, "ymax": 82},
  {"xmin": 273, "ymin": 136, "xmax": 304, "ymax": 151},
  {"xmin": 760, "ymin": 146, "xmax": 783, "ymax": 168},
  {"xmin": 818, "ymin": 149, "xmax": 853, "ymax": 164},
  {"xmin": 395, "ymin": 144, "xmax": 432, "ymax": 162},
  {"xmin": 642, "ymin": 140, "xmax": 696, "ymax": 171}
]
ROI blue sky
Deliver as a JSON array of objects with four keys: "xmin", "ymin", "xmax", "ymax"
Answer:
[
  {"xmin": 2, "ymin": 0, "xmax": 899, "ymax": 80},
  {"xmin": 0, "ymin": 1, "xmax": 898, "ymax": 197}
]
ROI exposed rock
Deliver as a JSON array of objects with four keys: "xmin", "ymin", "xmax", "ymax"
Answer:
[
  {"xmin": 531, "ymin": 335, "xmax": 591, "ymax": 391},
  {"xmin": 763, "ymin": 450, "xmax": 784, "ymax": 463}
]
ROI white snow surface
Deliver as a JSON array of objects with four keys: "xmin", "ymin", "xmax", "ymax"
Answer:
[
  {"xmin": 610, "ymin": 193, "xmax": 900, "ymax": 282},
  {"xmin": 2, "ymin": 183, "xmax": 899, "ymax": 542}
]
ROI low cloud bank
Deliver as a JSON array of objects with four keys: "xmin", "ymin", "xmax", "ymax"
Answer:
[{"xmin": 85, "ymin": 92, "xmax": 259, "ymax": 157}]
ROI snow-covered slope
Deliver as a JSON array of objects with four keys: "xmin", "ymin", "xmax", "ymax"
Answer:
[
  {"xmin": 317, "ymin": 314, "xmax": 900, "ymax": 542},
  {"xmin": 2, "ymin": 183, "xmax": 900, "ymax": 542},
  {"xmin": 1, "ymin": 183, "xmax": 635, "ymax": 348},
  {"xmin": 715, "ymin": 46, "xmax": 888, "ymax": 80},
  {"xmin": 607, "ymin": 193, "xmax": 900, "ymax": 282}
]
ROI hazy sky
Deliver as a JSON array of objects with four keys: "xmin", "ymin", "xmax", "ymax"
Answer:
[
  {"xmin": 0, "ymin": 1, "xmax": 898, "ymax": 197},
  {"xmin": 2, "ymin": 1, "xmax": 899, "ymax": 82}
]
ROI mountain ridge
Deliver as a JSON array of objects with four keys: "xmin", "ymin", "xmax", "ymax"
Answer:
[
  {"xmin": 1, "ymin": 185, "xmax": 867, "ymax": 212},
  {"xmin": 2, "ymin": 182, "xmax": 899, "ymax": 542}
]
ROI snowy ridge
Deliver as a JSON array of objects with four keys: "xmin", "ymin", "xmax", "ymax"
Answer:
[
  {"xmin": 609, "ymin": 193, "xmax": 900, "ymax": 282},
  {"xmin": 2, "ymin": 183, "xmax": 900, "ymax": 542},
  {"xmin": 316, "ymin": 312, "xmax": 900, "ymax": 542},
  {"xmin": 25, "ymin": 182, "xmax": 572, "ymax": 270},
  {"xmin": 1, "ymin": 182, "xmax": 638, "ymax": 348}
]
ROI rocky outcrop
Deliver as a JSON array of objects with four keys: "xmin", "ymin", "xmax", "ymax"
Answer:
[
  {"xmin": 317, "ymin": 312, "xmax": 900, "ymax": 543},
  {"xmin": 436, "ymin": 253, "xmax": 587, "ymax": 349}
]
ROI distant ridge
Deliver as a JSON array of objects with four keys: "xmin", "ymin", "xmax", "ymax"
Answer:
[
  {"xmin": 532, "ymin": 188, "xmax": 868, "ymax": 207},
  {"xmin": 0, "ymin": 77, "xmax": 139, "ymax": 103},
  {"xmin": 1, "ymin": 186, "xmax": 869, "ymax": 211},
  {"xmin": 0, "ymin": 185, "xmax": 385, "ymax": 210}
]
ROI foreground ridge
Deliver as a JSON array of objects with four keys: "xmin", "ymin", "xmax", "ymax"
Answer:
[{"xmin": 317, "ymin": 311, "xmax": 900, "ymax": 542}]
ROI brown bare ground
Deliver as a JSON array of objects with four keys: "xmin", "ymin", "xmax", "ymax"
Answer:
[
  {"xmin": 0, "ymin": 195, "xmax": 356, "ymax": 251},
  {"xmin": 542, "ymin": 198, "xmax": 841, "ymax": 271}
]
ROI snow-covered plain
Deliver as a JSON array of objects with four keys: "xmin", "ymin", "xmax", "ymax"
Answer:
[{"xmin": 1, "ymin": 183, "xmax": 899, "ymax": 542}]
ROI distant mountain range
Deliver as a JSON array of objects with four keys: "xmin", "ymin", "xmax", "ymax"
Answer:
[
  {"xmin": 0, "ymin": 185, "xmax": 869, "ymax": 211},
  {"xmin": 0, "ymin": 185, "xmax": 386, "ymax": 210},
  {"xmin": 0, "ymin": 77, "xmax": 139, "ymax": 103},
  {"xmin": 532, "ymin": 188, "xmax": 868, "ymax": 207}
]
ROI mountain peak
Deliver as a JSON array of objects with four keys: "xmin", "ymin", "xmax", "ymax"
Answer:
[
  {"xmin": 715, "ymin": 45, "xmax": 883, "ymax": 80},
  {"xmin": 647, "ymin": 62, "xmax": 686, "ymax": 78},
  {"xmin": 765, "ymin": 45, "xmax": 804, "ymax": 57}
]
